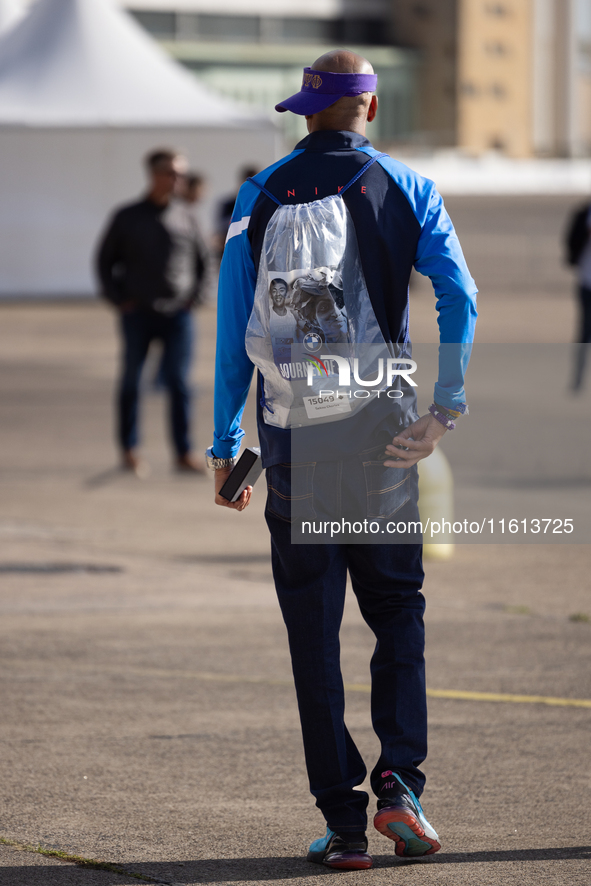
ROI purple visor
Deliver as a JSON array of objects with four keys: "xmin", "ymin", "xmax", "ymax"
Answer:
[{"xmin": 275, "ymin": 67, "xmax": 378, "ymax": 116}]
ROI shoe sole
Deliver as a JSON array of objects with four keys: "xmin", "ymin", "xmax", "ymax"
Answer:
[
  {"xmin": 324, "ymin": 854, "xmax": 374, "ymax": 871},
  {"xmin": 308, "ymin": 851, "xmax": 373, "ymax": 871},
  {"xmin": 374, "ymin": 806, "xmax": 441, "ymax": 857}
]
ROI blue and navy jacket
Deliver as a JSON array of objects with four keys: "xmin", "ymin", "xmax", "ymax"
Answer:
[{"xmin": 213, "ymin": 130, "xmax": 478, "ymax": 468}]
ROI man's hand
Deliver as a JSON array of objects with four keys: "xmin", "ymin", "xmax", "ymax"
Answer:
[
  {"xmin": 214, "ymin": 466, "xmax": 252, "ymax": 511},
  {"xmin": 384, "ymin": 413, "xmax": 447, "ymax": 468}
]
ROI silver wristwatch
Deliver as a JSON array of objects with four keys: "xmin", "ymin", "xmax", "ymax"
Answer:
[{"xmin": 205, "ymin": 446, "xmax": 238, "ymax": 471}]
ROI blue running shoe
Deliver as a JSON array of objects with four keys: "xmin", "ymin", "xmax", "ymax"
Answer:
[
  {"xmin": 307, "ymin": 827, "xmax": 373, "ymax": 870},
  {"xmin": 374, "ymin": 771, "xmax": 441, "ymax": 857}
]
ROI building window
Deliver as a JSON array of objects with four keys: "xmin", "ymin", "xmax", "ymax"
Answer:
[
  {"xmin": 176, "ymin": 13, "xmax": 199, "ymax": 39},
  {"xmin": 198, "ymin": 15, "xmax": 260, "ymax": 42},
  {"xmin": 337, "ymin": 19, "xmax": 390, "ymax": 45},
  {"xmin": 461, "ymin": 82, "xmax": 480, "ymax": 97},
  {"xmin": 278, "ymin": 17, "xmax": 336, "ymax": 42},
  {"xmin": 129, "ymin": 11, "xmax": 389, "ymax": 46},
  {"xmin": 130, "ymin": 11, "xmax": 175, "ymax": 39}
]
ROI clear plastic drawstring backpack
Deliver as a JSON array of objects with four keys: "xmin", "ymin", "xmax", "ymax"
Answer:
[{"xmin": 245, "ymin": 154, "xmax": 413, "ymax": 429}]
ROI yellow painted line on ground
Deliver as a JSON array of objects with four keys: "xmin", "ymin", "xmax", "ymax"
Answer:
[
  {"xmin": 6, "ymin": 661, "xmax": 591, "ymax": 709},
  {"xmin": 344, "ymin": 682, "xmax": 591, "ymax": 708},
  {"xmin": 118, "ymin": 667, "xmax": 591, "ymax": 709},
  {"xmin": 424, "ymin": 688, "xmax": 591, "ymax": 708}
]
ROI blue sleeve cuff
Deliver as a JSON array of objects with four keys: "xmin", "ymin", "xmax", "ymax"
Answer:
[
  {"xmin": 433, "ymin": 343, "xmax": 473, "ymax": 409},
  {"xmin": 212, "ymin": 432, "xmax": 245, "ymax": 461}
]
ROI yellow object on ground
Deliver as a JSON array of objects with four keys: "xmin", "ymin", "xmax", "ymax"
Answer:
[{"xmin": 418, "ymin": 446, "xmax": 454, "ymax": 560}]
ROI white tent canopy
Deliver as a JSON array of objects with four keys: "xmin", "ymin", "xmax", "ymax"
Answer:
[
  {"xmin": 0, "ymin": 0, "xmax": 277, "ymax": 295},
  {"xmin": 0, "ymin": 0, "xmax": 25, "ymax": 33},
  {"xmin": 0, "ymin": 0, "xmax": 268, "ymax": 126}
]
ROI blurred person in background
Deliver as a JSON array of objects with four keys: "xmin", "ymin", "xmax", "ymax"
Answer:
[
  {"xmin": 566, "ymin": 201, "xmax": 591, "ymax": 391},
  {"xmin": 181, "ymin": 171, "xmax": 210, "ymax": 296},
  {"xmin": 152, "ymin": 170, "xmax": 210, "ymax": 391},
  {"xmin": 96, "ymin": 148, "xmax": 209, "ymax": 476},
  {"xmin": 213, "ymin": 165, "xmax": 259, "ymax": 259},
  {"xmin": 184, "ymin": 171, "xmax": 206, "ymax": 207}
]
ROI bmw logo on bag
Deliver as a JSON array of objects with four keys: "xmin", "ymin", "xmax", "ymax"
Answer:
[{"xmin": 303, "ymin": 332, "xmax": 322, "ymax": 352}]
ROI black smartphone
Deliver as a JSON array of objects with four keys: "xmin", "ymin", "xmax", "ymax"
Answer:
[{"xmin": 218, "ymin": 447, "xmax": 263, "ymax": 502}]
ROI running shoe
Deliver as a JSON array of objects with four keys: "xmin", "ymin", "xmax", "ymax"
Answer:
[
  {"xmin": 307, "ymin": 827, "xmax": 373, "ymax": 870},
  {"xmin": 373, "ymin": 770, "xmax": 441, "ymax": 857}
]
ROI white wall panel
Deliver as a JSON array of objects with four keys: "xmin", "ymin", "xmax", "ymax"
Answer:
[{"xmin": 0, "ymin": 126, "xmax": 278, "ymax": 296}]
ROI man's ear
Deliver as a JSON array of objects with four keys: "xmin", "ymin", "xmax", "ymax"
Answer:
[{"xmin": 367, "ymin": 95, "xmax": 378, "ymax": 123}]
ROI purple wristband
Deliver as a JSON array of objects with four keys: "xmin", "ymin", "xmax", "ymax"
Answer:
[{"xmin": 428, "ymin": 403, "xmax": 456, "ymax": 430}]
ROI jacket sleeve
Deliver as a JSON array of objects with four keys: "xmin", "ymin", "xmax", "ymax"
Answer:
[
  {"xmin": 95, "ymin": 212, "xmax": 125, "ymax": 306},
  {"xmin": 212, "ymin": 195, "xmax": 257, "ymax": 459},
  {"xmin": 414, "ymin": 186, "xmax": 478, "ymax": 410},
  {"xmin": 566, "ymin": 206, "xmax": 590, "ymax": 267}
]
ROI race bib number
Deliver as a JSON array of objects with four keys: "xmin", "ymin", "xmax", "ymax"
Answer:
[{"xmin": 303, "ymin": 392, "xmax": 352, "ymax": 420}]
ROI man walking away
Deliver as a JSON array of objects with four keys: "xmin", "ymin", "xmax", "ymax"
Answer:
[
  {"xmin": 96, "ymin": 148, "xmax": 209, "ymax": 475},
  {"xmin": 209, "ymin": 50, "xmax": 477, "ymax": 870},
  {"xmin": 566, "ymin": 201, "xmax": 591, "ymax": 390}
]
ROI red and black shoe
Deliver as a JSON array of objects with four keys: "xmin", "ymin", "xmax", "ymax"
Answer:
[{"xmin": 307, "ymin": 827, "xmax": 373, "ymax": 870}]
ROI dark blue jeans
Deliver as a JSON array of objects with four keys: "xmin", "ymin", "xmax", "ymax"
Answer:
[
  {"xmin": 118, "ymin": 309, "xmax": 193, "ymax": 456},
  {"xmin": 265, "ymin": 457, "xmax": 426, "ymax": 836},
  {"xmin": 573, "ymin": 284, "xmax": 591, "ymax": 389}
]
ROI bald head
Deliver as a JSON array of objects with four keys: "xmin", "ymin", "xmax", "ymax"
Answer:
[
  {"xmin": 306, "ymin": 50, "xmax": 377, "ymax": 135},
  {"xmin": 311, "ymin": 50, "xmax": 374, "ymax": 76}
]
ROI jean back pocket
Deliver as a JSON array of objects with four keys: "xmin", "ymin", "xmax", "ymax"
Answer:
[
  {"xmin": 362, "ymin": 458, "xmax": 410, "ymax": 519},
  {"xmin": 266, "ymin": 462, "xmax": 316, "ymax": 524}
]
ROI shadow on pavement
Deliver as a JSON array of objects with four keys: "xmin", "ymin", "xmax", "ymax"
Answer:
[
  {"xmin": 2, "ymin": 847, "xmax": 590, "ymax": 884},
  {"xmin": 0, "ymin": 563, "xmax": 123, "ymax": 574},
  {"xmin": 0, "ymin": 872, "xmax": 142, "ymax": 886},
  {"xmin": 384, "ymin": 845, "xmax": 591, "ymax": 865},
  {"xmin": 85, "ymin": 468, "xmax": 125, "ymax": 488},
  {"xmin": 176, "ymin": 554, "xmax": 272, "ymax": 565},
  {"xmin": 132, "ymin": 846, "xmax": 591, "ymax": 880}
]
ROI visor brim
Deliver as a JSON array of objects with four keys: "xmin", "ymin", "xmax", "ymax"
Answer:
[{"xmin": 275, "ymin": 91, "xmax": 343, "ymax": 116}]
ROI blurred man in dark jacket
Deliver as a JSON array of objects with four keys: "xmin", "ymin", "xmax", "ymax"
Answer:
[
  {"xmin": 566, "ymin": 202, "xmax": 591, "ymax": 390},
  {"xmin": 96, "ymin": 148, "xmax": 209, "ymax": 474}
]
